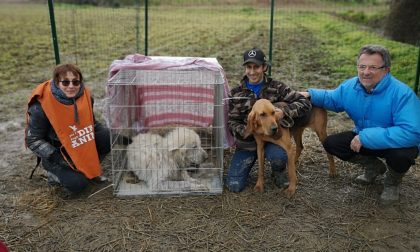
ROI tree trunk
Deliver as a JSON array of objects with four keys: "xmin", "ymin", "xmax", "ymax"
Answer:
[{"xmin": 384, "ymin": 0, "xmax": 420, "ymax": 45}]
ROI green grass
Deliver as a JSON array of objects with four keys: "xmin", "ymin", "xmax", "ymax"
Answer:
[
  {"xmin": 0, "ymin": 2, "xmax": 418, "ymax": 96},
  {"xmin": 0, "ymin": 4, "xmax": 55, "ymax": 93},
  {"xmin": 293, "ymin": 11, "xmax": 418, "ymax": 85},
  {"xmin": 336, "ymin": 9, "xmax": 387, "ymax": 28}
]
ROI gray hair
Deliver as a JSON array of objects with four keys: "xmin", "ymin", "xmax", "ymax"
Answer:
[{"xmin": 357, "ymin": 44, "xmax": 391, "ymax": 68}]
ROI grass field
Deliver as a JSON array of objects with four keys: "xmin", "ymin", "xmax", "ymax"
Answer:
[{"xmin": 0, "ymin": 1, "xmax": 418, "ymax": 96}]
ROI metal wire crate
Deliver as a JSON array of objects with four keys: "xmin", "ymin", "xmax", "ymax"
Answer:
[{"xmin": 106, "ymin": 58, "xmax": 226, "ymax": 196}]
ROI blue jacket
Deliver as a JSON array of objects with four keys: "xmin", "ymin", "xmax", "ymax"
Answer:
[{"xmin": 308, "ymin": 73, "xmax": 420, "ymax": 151}]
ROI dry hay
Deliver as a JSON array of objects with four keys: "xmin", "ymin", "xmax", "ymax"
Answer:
[
  {"xmin": 1, "ymin": 111, "xmax": 419, "ymax": 251},
  {"xmin": 16, "ymin": 188, "xmax": 61, "ymax": 217}
]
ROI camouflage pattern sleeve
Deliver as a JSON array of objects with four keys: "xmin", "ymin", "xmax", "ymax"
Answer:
[
  {"xmin": 227, "ymin": 87, "xmax": 249, "ymax": 138},
  {"xmin": 262, "ymin": 79, "xmax": 312, "ymax": 127},
  {"xmin": 280, "ymin": 85, "xmax": 312, "ymax": 119}
]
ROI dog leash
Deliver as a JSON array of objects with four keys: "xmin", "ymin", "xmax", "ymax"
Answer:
[
  {"xmin": 87, "ymin": 183, "xmax": 114, "ymax": 199},
  {"xmin": 222, "ymin": 97, "xmax": 251, "ymax": 105},
  {"xmin": 29, "ymin": 156, "xmax": 42, "ymax": 179}
]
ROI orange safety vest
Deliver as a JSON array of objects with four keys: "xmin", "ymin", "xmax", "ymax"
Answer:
[{"xmin": 27, "ymin": 80, "xmax": 102, "ymax": 179}]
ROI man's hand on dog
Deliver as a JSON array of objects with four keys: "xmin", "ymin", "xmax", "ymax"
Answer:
[
  {"xmin": 299, "ymin": 91, "xmax": 310, "ymax": 99},
  {"xmin": 350, "ymin": 135, "xmax": 362, "ymax": 152}
]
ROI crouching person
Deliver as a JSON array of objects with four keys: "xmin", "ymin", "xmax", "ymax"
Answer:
[
  {"xmin": 25, "ymin": 63, "xmax": 111, "ymax": 195},
  {"xmin": 226, "ymin": 48, "xmax": 311, "ymax": 192},
  {"xmin": 300, "ymin": 45, "xmax": 420, "ymax": 205}
]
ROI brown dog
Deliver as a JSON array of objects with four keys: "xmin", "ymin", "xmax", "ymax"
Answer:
[
  {"xmin": 244, "ymin": 99, "xmax": 336, "ymax": 197},
  {"xmin": 287, "ymin": 104, "xmax": 336, "ymax": 177}
]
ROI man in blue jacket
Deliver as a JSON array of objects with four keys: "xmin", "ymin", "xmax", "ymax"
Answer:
[{"xmin": 300, "ymin": 44, "xmax": 420, "ymax": 205}]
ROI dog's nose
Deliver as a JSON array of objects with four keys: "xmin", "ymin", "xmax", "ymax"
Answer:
[{"xmin": 271, "ymin": 126, "xmax": 278, "ymax": 134}]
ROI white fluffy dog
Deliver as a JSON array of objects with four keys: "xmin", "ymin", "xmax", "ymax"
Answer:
[{"xmin": 126, "ymin": 127, "xmax": 208, "ymax": 191}]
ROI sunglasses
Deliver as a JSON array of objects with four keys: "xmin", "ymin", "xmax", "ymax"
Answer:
[{"xmin": 60, "ymin": 80, "xmax": 81, "ymax": 87}]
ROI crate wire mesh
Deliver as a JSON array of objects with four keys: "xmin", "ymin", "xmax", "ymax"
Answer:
[{"xmin": 107, "ymin": 62, "xmax": 225, "ymax": 196}]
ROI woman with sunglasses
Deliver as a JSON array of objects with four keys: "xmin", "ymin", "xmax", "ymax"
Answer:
[{"xmin": 25, "ymin": 63, "xmax": 112, "ymax": 196}]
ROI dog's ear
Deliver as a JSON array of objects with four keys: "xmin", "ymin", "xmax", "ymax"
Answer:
[
  {"xmin": 274, "ymin": 108, "xmax": 284, "ymax": 121},
  {"xmin": 168, "ymin": 143, "xmax": 184, "ymax": 152},
  {"xmin": 244, "ymin": 111, "xmax": 257, "ymax": 138},
  {"xmin": 169, "ymin": 144, "xmax": 187, "ymax": 166}
]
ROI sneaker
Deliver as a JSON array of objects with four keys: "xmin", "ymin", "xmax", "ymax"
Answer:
[
  {"xmin": 91, "ymin": 175, "xmax": 108, "ymax": 184},
  {"xmin": 47, "ymin": 171, "xmax": 61, "ymax": 187}
]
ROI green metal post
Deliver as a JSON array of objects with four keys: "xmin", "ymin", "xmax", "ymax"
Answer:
[
  {"xmin": 415, "ymin": 45, "xmax": 420, "ymax": 95},
  {"xmin": 48, "ymin": 0, "xmax": 60, "ymax": 65},
  {"xmin": 144, "ymin": 0, "xmax": 148, "ymax": 56},
  {"xmin": 268, "ymin": 0, "xmax": 275, "ymax": 76},
  {"xmin": 135, "ymin": 0, "xmax": 140, "ymax": 53}
]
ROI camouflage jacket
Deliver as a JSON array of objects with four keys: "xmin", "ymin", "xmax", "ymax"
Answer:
[{"xmin": 228, "ymin": 75, "xmax": 312, "ymax": 150}]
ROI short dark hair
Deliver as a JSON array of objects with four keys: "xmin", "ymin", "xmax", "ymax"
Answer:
[
  {"xmin": 53, "ymin": 64, "xmax": 83, "ymax": 84},
  {"xmin": 357, "ymin": 44, "xmax": 391, "ymax": 68}
]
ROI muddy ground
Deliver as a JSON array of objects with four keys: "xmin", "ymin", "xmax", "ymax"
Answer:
[
  {"xmin": 0, "ymin": 80, "xmax": 419, "ymax": 252},
  {"xmin": 1, "ymin": 1, "xmax": 419, "ymax": 250}
]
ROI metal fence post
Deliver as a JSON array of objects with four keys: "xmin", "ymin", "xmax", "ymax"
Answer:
[
  {"xmin": 144, "ymin": 0, "xmax": 148, "ymax": 56},
  {"xmin": 135, "ymin": 0, "xmax": 141, "ymax": 53},
  {"xmin": 268, "ymin": 0, "xmax": 275, "ymax": 76},
  {"xmin": 48, "ymin": 0, "xmax": 60, "ymax": 65}
]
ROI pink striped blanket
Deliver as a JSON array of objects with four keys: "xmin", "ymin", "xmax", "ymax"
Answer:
[{"xmin": 107, "ymin": 54, "xmax": 234, "ymax": 147}]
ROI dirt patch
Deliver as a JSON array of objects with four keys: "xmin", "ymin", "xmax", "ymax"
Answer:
[{"xmin": 1, "ymin": 85, "xmax": 419, "ymax": 251}]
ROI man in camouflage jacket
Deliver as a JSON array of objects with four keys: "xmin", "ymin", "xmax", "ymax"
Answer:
[{"xmin": 226, "ymin": 48, "xmax": 311, "ymax": 192}]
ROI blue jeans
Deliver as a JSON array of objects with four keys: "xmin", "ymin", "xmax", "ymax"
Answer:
[{"xmin": 226, "ymin": 143, "xmax": 288, "ymax": 192}]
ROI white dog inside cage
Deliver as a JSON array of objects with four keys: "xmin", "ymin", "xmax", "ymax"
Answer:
[{"xmin": 126, "ymin": 127, "xmax": 210, "ymax": 191}]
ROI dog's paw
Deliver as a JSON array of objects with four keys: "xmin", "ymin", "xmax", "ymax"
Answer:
[
  {"xmin": 253, "ymin": 184, "xmax": 264, "ymax": 192},
  {"xmin": 253, "ymin": 178, "xmax": 265, "ymax": 192},
  {"xmin": 328, "ymin": 171, "xmax": 338, "ymax": 178},
  {"xmin": 284, "ymin": 186, "xmax": 296, "ymax": 198},
  {"xmin": 328, "ymin": 167, "xmax": 338, "ymax": 178}
]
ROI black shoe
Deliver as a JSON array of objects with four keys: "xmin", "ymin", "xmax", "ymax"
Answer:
[
  {"xmin": 47, "ymin": 172, "xmax": 61, "ymax": 187},
  {"xmin": 91, "ymin": 175, "xmax": 108, "ymax": 184},
  {"xmin": 273, "ymin": 170, "xmax": 289, "ymax": 188}
]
